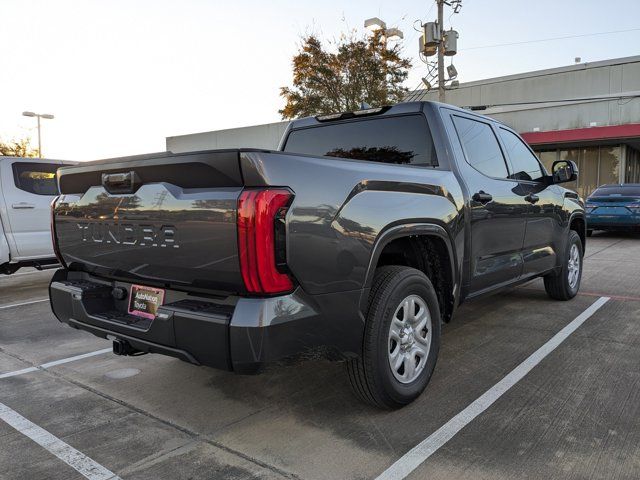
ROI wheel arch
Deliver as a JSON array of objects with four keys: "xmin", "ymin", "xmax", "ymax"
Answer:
[
  {"xmin": 568, "ymin": 211, "xmax": 587, "ymax": 253},
  {"xmin": 362, "ymin": 223, "xmax": 459, "ymax": 323}
]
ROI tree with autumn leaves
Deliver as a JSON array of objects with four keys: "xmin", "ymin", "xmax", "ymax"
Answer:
[
  {"xmin": 279, "ymin": 30, "xmax": 412, "ymax": 119},
  {"xmin": 0, "ymin": 137, "xmax": 38, "ymax": 157}
]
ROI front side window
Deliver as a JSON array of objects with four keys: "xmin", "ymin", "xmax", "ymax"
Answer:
[
  {"xmin": 12, "ymin": 162, "xmax": 60, "ymax": 195},
  {"xmin": 453, "ymin": 116, "xmax": 509, "ymax": 178},
  {"xmin": 283, "ymin": 115, "xmax": 438, "ymax": 166},
  {"xmin": 499, "ymin": 128, "xmax": 545, "ymax": 182}
]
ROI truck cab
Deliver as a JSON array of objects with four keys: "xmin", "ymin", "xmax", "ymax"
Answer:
[{"xmin": 0, "ymin": 157, "xmax": 75, "ymax": 274}]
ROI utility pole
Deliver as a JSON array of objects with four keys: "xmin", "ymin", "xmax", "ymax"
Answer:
[
  {"xmin": 417, "ymin": 0, "xmax": 461, "ymax": 103},
  {"xmin": 437, "ymin": 0, "xmax": 446, "ymax": 102}
]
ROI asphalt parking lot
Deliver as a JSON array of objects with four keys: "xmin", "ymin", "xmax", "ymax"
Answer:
[{"xmin": 1, "ymin": 232, "xmax": 639, "ymax": 480}]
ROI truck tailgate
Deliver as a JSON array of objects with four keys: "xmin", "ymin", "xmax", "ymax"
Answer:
[{"xmin": 54, "ymin": 150, "xmax": 247, "ymax": 292}]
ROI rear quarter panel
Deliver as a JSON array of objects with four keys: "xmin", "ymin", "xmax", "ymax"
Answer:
[{"xmin": 240, "ymin": 151, "xmax": 465, "ymax": 295}]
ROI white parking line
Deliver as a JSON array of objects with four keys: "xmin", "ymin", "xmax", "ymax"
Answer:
[
  {"xmin": 0, "ymin": 348, "xmax": 112, "ymax": 379},
  {"xmin": 0, "ymin": 298, "xmax": 49, "ymax": 310},
  {"xmin": 0, "ymin": 366, "xmax": 39, "ymax": 379},
  {"xmin": 375, "ymin": 296, "xmax": 610, "ymax": 480},
  {"xmin": 0, "ymin": 402, "xmax": 121, "ymax": 480},
  {"xmin": 40, "ymin": 348, "xmax": 113, "ymax": 369}
]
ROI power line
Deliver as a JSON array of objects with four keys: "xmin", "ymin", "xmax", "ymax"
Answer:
[
  {"xmin": 404, "ymin": 81, "xmax": 427, "ymax": 102},
  {"xmin": 462, "ymin": 27, "xmax": 640, "ymax": 51}
]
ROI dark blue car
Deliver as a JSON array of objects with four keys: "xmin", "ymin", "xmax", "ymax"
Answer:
[{"xmin": 586, "ymin": 184, "xmax": 640, "ymax": 236}]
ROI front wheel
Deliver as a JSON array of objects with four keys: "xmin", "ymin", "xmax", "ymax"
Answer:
[
  {"xmin": 347, "ymin": 266, "xmax": 441, "ymax": 409},
  {"xmin": 544, "ymin": 230, "xmax": 583, "ymax": 300}
]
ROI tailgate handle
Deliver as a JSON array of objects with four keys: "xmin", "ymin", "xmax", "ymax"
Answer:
[{"xmin": 101, "ymin": 171, "xmax": 141, "ymax": 194}]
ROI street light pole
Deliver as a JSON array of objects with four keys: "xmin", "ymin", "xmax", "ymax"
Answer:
[
  {"xmin": 437, "ymin": 0, "xmax": 445, "ymax": 102},
  {"xmin": 37, "ymin": 115, "xmax": 41, "ymax": 157},
  {"xmin": 22, "ymin": 111, "xmax": 54, "ymax": 157}
]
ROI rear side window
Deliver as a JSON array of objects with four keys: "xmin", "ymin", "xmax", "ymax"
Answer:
[
  {"xmin": 498, "ymin": 128, "xmax": 545, "ymax": 182},
  {"xmin": 12, "ymin": 162, "xmax": 60, "ymax": 195},
  {"xmin": 453, "ymin": 116, "xmax": 508, "ymax": 178},
  {"xmin": 591, "ymin": 185, "xmax": 640, "ymax": 197},
  {"xmin": 283, "ymin": 115, "xmax": 438, "ymax": 166}
]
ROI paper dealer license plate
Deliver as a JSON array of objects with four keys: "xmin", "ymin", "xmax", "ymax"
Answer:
[{"xmin": 128, "ymin": 284, "xmax": 165, "ymax": 320}]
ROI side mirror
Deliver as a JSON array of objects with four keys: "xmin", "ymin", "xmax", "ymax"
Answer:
[{"xmin": 551, "ymin": 160, "xmax": 578, "ymax": 184}]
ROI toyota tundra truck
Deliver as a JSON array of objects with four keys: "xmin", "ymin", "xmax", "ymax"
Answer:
[{"xmin": 49, "ymin": 102, "xmax": 585, "ymax": 408}]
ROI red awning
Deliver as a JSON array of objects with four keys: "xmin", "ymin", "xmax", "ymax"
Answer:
[{"xmin": 521, "ymin": 123, "xmax": 640, "ymax": 146}]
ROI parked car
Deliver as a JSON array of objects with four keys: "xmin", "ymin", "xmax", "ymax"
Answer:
[
  {"xmin": 586, "ymin": 184, "xmax": 640, "ymax": 235},
  {"xmin": 49, "ymin": 102, "xmax": 585, "ymax": 408},
  {"xmin": 0, "ymin": 157, "xmax": 75, "ymax": 274}
]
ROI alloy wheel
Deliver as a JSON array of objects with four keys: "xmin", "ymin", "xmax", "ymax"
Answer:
[
  {"xmin": 387, "ymin": 294, "xmax": 432, "ymax": 384},
  {"xmin": 567, "ymin": 243, "xmax": 580, "ymax": 289}
]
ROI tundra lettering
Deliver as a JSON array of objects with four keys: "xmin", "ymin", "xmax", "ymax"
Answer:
[{"xmin": 76, "ymin": 222, "xmax": 179, "ymax": 248}]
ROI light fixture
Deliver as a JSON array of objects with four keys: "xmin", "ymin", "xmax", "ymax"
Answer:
[
  {"xmin": 364, "ymin": 17, "xmax": 386, "ymax": 31},
  {"xmin": 385, "ymin": 27, "xmax": 404, "ymax": 41}
]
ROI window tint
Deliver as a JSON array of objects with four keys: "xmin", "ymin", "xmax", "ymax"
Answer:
[
  {"xmin": 591, "ymin": 185, "xmax": 640, "ymax": 197},
  {"xmin": 499, "ymin": 128, "xmax": 545, "ymax": 182},
  {"xmin": 283, "ymin": 115, "xmax": 438, "ymax": 166},
  {"xmin": 453, "ymin": 116, "xmax": 508, "ymax": 178},
  {"xmin": 12, "ymin": 162, "xmax": 60, "ymax": 195}
]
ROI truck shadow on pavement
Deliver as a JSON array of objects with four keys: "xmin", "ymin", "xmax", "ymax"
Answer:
[{"xmin": 191, "ymin": 287, "xmax": 582, "ymax": 456}]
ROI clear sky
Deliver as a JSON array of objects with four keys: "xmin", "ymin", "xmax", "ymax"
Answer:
[{"xmin": 2, "ymin": 0, "xmax": 640, "ymax": 161}]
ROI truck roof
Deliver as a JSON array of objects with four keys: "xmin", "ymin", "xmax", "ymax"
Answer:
[{"xmin": 287, "ymin": 101, "xmax": 498, "ymax": 130}]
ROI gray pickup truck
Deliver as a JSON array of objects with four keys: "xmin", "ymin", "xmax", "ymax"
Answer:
[{"xmin": 49, "ymin": 101, "xmax": 585, "ymax": 408}]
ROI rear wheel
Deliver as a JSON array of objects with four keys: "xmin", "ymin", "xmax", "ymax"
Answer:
[
  {"xmin": 347, "ymin": 266, "xmax": 441, "ymax": 409},
  {"xmin": 544, "ymin": 230, "xmax": 583, "ymax": 300}
]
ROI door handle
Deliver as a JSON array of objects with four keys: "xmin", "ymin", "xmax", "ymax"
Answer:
[
  {"xmin": 472, "ymin": 191, "xmax": 493, "ymax": 204},
  {"xmin": 11, "ymin": 202, "xmax": 35, "ymax": 209},
  {"xmin": 525, "ymin": 194, "xmax": 540, "ymax": 204}
]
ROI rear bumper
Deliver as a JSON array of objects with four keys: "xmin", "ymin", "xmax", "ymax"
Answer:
[
  {"xmin": 586, "ymin": 213, "xmax": 640, "ymax": 229},
  {"xmin": 49, "ymin": 269, "xmax": 364, "ymax": 373}
]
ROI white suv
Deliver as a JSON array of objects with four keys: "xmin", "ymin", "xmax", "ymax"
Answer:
[{"xmin": 0, "ymin": 157, "xmax": 75, "ymax": 274}]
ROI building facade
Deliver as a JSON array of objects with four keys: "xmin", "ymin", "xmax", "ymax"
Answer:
[
  {"xmin": 166, "ymin": 56, "xmax": 640, "ymax": 198},
  {"xmin": 417, "ymin": 55, "xmax": 640, "ymax": 198}
]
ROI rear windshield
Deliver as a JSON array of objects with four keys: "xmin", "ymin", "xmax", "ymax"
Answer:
[
  {"xmin": 591, "ymin": 185, "xmax": 640, "ymax": 197},
  {"xmin": 283, "ymin": 115, "xmax": 438, "ymax": 166}
]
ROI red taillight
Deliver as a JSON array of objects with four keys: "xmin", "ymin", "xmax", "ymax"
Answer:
[
  {"xmin": 237, "ymin": 189, "xmax": 294, "ymax": 295},
  {"xmin": 50, "ymin": 196, "xmax": 66, "ymax": 268}
]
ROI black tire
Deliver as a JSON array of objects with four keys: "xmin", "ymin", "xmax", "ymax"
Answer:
[
  {"xmin": 347, "ymin": 266, "xmax": 441, "ymax": 409},
  {"xmin": 544, "ymin": 230, "xmax": 583, "ymax": 300},
  {"xmin": 586, "ymin": 229, "xmax": 593, "ymax": 237}
]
